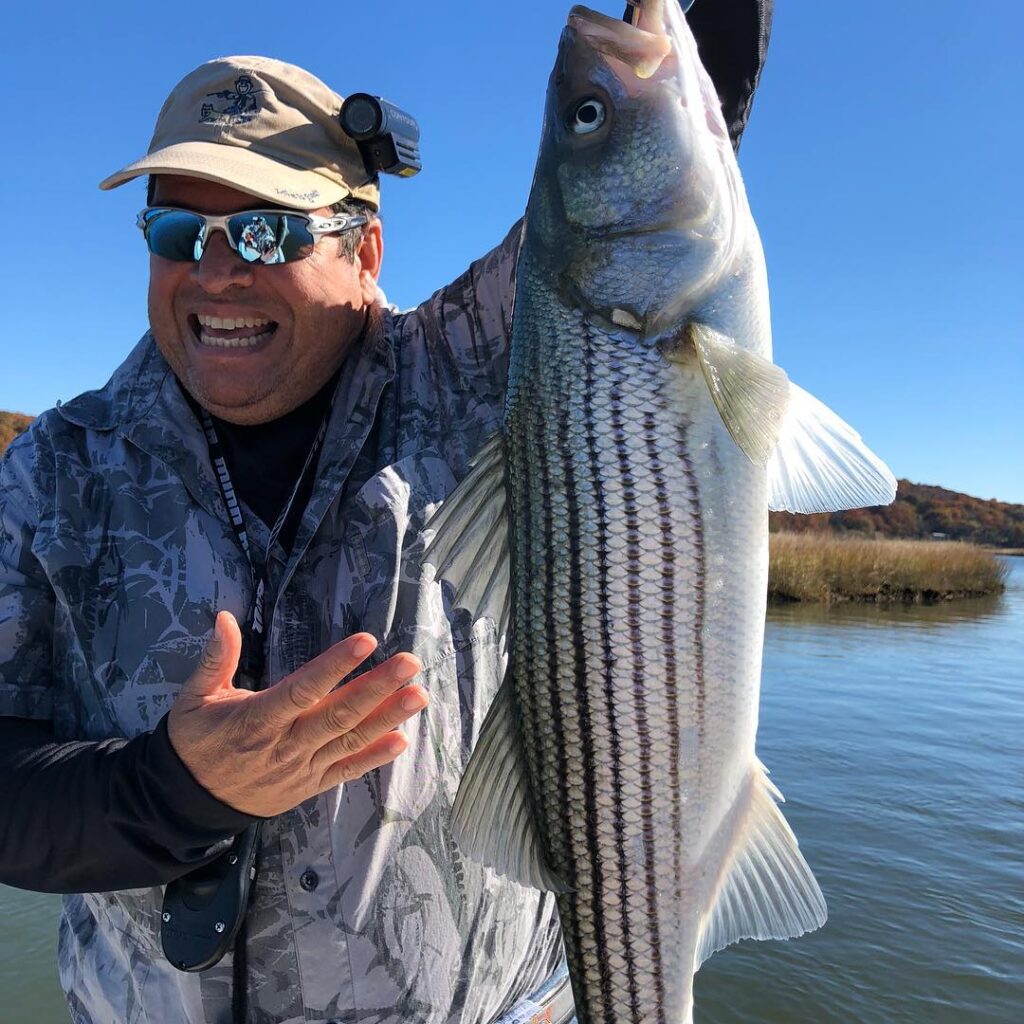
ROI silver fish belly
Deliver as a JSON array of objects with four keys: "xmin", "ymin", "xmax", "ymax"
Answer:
[{"xmin": 506, "ymin": 263, "xmax": 774, "ymax": 1023}]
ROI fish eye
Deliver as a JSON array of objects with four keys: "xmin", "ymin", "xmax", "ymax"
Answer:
[{"xmin": 570, "ymin": 98, "xmax": 606, "ymax": 135}]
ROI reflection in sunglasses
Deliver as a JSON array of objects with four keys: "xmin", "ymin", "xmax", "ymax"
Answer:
[{"xmin": 237, "ymin": 217, "xmax": 287, "ymax": 265}]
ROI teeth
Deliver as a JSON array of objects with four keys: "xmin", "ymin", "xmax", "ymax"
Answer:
[
  {"xmin": 197, "ymin": 327, "xmax": 275, "ymax": 348},
  {"xmin": 197, "ymin": 314, "xmax": 272, "ymax": 330}
]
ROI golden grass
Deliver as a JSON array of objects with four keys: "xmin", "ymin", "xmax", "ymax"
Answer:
[{"xmin": 768, "ymin": 533, "xmax": 1008, "ymax": 603}]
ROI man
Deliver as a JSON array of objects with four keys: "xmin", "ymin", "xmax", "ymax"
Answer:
[{"xmin": 0, "ymin": 6, "xmax": 772, "ymax": 1023}]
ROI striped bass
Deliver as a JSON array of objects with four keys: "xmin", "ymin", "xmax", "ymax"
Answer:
[{"xmin": 426, "ymin": 2, "xmax": 896, "ymax": 1021}]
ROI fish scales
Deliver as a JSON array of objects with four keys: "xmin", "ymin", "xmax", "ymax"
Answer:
[
  {"xmin": 430, "ymin": 3, "xmax": 894, "ymax": 1021},
  {"xmin": 507, "ymin": 260, "xmax": 762, "ymax": 1023}
]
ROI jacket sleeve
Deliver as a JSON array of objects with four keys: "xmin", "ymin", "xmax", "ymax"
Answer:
[
  {"xmin": 687, "ymin": 0, "xmax": 774, "ymax": 152},
  {"xmin": 0, "ymin": 713, "xmax": 258, "ymax": 893},
  {"xmin": 0, "ymin": 430, "xmax": 56, "ymax": 719},
  {"xmin": 397, "ymin": 219, "xmax": 524, "ymax": 445},
  {"xmin": 0, "ymin": 433, "xmax": 256, "ymax": 893}
]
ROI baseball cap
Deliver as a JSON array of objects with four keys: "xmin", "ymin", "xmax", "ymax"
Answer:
[{"xmin": 100, "ymin": 56, "xmax": 380, "ymax": 211}]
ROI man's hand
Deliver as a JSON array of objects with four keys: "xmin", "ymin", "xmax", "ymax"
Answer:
[{"xmin": 167, "ymin": 610, "xmax": 427, "ymax": 817}]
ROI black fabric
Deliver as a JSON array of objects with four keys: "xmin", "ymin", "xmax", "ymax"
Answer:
[
  {"xmin": 686, "ymin": 0, "xmax": 774, "ymax": 151},
  {"xmin": 0, "ymin": 714, "xmax": 258, "ymax": 893},
  {"xmin": 186, "ymin": 366, "xmax": 341, "ymax": 553}
]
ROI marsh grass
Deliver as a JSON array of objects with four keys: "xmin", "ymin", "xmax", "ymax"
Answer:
[{"xmin": 768, "ymin": 533, "xmax": 1008, "ymax": 603}]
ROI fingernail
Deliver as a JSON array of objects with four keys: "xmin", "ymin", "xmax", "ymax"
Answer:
[
  {"xmin": 214, "ymin": 613, "xmax": 224, "ymax": 640},
  {"xmin": 352, "ymin": 635, "xmax": 376, "ymax": 658},
  {"xmin": 395, "ymin": 659, "xmax": 420, "ymax": 683},
  {"xmin": 402, "ymin": 690, "xmax": 427, "ymax": 712}
]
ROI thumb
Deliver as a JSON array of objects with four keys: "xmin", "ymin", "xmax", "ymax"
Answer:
[{"xmin": 185, "ymin": 610, "xmax": 242, "ymax": 698}]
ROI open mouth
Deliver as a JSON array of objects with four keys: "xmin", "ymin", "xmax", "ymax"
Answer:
[
  {"xmin": 569, "ymin": 2, "xmax": 671, "ymax": 79},
  {"xmin": 188, "ymin": 313, "xmax": 279, "ymax": 350}
]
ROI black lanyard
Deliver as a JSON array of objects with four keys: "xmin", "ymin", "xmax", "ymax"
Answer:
[
  {"xmin": 160, "ymin": 399, "xmax": 335, "ymax": 992},
  {"xmin": 200, "ymin": 402, "xmax": 333, "ymax": 687}
]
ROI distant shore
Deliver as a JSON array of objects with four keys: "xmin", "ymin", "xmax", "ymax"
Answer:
[{"xmin": 768, "ymin": 533, "xmax": 1008, "ymax": 604}]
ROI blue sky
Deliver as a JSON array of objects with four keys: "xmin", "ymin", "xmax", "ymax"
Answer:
[{"xmin": 1, "ymin": 1, "xmax": 1021, "ymax": 502}]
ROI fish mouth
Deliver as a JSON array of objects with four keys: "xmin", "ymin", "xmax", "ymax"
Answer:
[{"xmin": 568, "ymin": 3, "xmax": 671, "ymax": 80}]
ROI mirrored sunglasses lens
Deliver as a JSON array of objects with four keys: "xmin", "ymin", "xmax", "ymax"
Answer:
[
  {"xmin": 227, "ymin": 213, "xmax": 316, "ymax": 265},
  {"xmin": 144, "ymin": 210, "xmax": 205, "ymax": 261}
]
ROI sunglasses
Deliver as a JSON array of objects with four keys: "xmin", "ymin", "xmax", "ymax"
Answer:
[{"xmin": 136, "ymin": 206, "xmax": 368, "ymax": 265}]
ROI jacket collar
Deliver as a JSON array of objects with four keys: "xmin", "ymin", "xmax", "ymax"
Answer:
[
  {"xmin": 286, "ymin": 304, "xmax": 395, "ymax": 562},
  {"xmin": 57, "ymin": 334, "xmax": 225, "ymax": 517}
]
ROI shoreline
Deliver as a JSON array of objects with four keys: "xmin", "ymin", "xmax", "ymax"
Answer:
[{"xmin": 768, "ymin": 533, "xmax": 1008, "ymax": 604}]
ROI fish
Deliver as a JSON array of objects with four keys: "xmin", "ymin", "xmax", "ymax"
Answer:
[{"xmin": 424, "ymin": 2, "xmax": 896, "ymax": 1022}]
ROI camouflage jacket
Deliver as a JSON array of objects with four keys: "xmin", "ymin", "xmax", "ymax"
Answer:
[{"xmin": 0, "ymin": 225, "xmax": 566, "ymax": 1024}]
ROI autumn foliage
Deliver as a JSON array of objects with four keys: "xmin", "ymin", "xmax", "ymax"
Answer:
[
  {"xmin": 770, "ymin": 480, "xmax": 1024, "ymax": 549},
  {"xmin": 0, "ymin": 412, "xmax": 33, "ymax": 454}
]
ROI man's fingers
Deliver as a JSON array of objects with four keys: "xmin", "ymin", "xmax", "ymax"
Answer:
[
  {"xmin": 259, "ymin": 633, "xmax": 378, "ymax": 728},
  {"xmin": 318, "ymin": 731, "xmax": 410, "ymax": 791},
  {"xmin": 291, "ymin": 652, "xmax": 422, "ymax": 748},
  {"xmin": 309, "ymin": 684, "xmax": 427, "ymax": 775},
  {"xmin": 180, "ymin": 611, "xmax": 242, "ymax": 701}
]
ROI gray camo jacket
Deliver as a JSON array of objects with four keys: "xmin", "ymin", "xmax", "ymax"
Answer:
[{"xmin": 0, "ymin": 224, "xmax": 566, "ymax": 1024}]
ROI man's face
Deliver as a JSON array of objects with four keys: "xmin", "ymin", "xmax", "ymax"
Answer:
[{"xmin": 148, "ymin": 175, "xmax": 383, "ymax": 425}]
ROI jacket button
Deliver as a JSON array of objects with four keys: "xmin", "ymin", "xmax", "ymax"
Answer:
[{"xmin": 299, "ymin": 869, "xmax": 319, "ymax": 892}]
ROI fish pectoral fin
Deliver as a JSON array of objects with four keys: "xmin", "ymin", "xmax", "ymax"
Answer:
[
  {"xmin": 423, "ymin": 434, "xmax": 512, "ymax": 639},
  {"xmin": 450, "ymin": 674, "xmax": 571, "ymax": 893},
  {"xmin": 695, "ymin": 763, "xmax": 827, "ymax": 969},
  {"xmin": 689, "ymin": 323, "xmax": 791, "ymax": 466},
  {"xmin": 767, "ymin": 382, "xmax": 897, "ymax": 513},
  {"xmin": 687, "ymin": 322, "xmax": 897, "ymax": 511}
]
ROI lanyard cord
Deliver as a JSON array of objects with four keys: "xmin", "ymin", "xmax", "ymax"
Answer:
[
  {"xmin": 199, "ymin": 401, "xmax": 333, "ymax": 1024},
  {"xmin": 200, "ymin": 403, "xmax": 333, "ymax": 684}
]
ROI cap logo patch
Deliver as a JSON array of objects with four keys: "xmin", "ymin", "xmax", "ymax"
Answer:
[
  {"xmin": 199, "ymin": 75, "xmax": 261, "ymax": 126},
  {"xmin": 275, "ymin": 187, "xmax": 321, "ymax": 203}
]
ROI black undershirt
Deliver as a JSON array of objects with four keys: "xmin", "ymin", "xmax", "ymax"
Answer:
[{"xmin": 184, "ymin": 367, "xmax": 342, "ymax": 553}]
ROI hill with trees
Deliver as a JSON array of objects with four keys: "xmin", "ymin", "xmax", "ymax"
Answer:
[
  {"xmin": 771, "ymin": 480, "xmax": 1024, "ymax": 549},
  {"xmin": 0, "ymin": 412, "xmax": 32, "ymax": 454}
]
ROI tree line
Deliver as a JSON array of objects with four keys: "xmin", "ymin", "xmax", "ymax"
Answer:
[
  {"xmin": 0, "ymin": 412, "xmax": 32, "ymax": 454},
  {"xmin": 771, "ymin": 480, "xmax": 1024, "ymax": 549}
]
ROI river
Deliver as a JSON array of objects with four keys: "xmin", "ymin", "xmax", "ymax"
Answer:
[{"xmin": 3, "ymin": 559, "xmax": 1021, "ymax": 1022}]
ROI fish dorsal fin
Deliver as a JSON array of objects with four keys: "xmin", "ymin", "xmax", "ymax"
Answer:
[
  {"xmin": 423, "ymin": 434, "xmax": 512, "ymax": 637},
  {"xmin": 767, "ymin": 383, "xmax": 897, "ymax": 512},
  {"xmin": 450, "ymin": 674, "xmax": 571, "ymax": 893},
  {"xmin": 695, "ymin": 763, "xmax": 827, "ymax": 968},
  {"xmin": 689, "ymin": 323, "xmax": 791, "ymax": 466}
]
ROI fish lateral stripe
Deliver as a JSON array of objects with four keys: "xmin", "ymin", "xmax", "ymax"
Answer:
[
  {"xmin": 557, "ymin": 401, "xmax": 613, "ymax": 1020},
  {"xmin": 677, "ymin": 422, "xmax": 707, "ymax": 744},
  {"xmin": 579, "ymin": 325, "xmax": 640, "ymax": 1020},
  {"xmin": 533, "ymin": 407, "xmax": 581, "ymax": 921},
  {"xmin": 608, "ymin": 363, "xmax": 666, "ymax": 1019},
  {"xmin": 643, "ymin": 408, "xmax": 684, "ymax": 902}
]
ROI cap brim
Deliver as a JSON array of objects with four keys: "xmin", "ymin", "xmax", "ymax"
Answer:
[{"xmin": 99, "ymin": 140, "xmax": 378, "ymax": 211}]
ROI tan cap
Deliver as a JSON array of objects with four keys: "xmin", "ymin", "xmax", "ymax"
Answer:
[{"xmin": 100, "ymin": 56, "xmax": 379, "ymax": 211}]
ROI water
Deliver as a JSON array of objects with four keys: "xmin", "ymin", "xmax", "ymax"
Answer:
[{"xmin": 3, "ymin": 561, "xmax": 1021, "ymax": 1023}]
